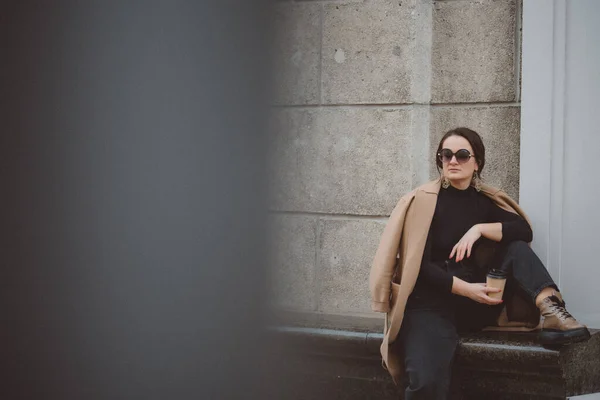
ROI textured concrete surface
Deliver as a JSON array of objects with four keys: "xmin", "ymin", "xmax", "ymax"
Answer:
[
  {"xmin": 322, "ymin": 1, "xmax": 413, "ymax": 104},
  {"xmin": 268, "ymin": 107, "xmax": 412, "ymax": 215},
  {"xmin": 561, "ymin": 329, "xmax": 600, "ymax": 396},
  {"xmin": 272, "ymin": 3, "xmax": 321, "ymax": 105},
  {"xmin": 269, "ymin": 0, "xmax": 523, "ymax": 324},
  {"xmin": 267, "ymin": 214, "xmax": 318, "ymax": 311},
  {"xmin": 432, "ymin": 0, "xmax": 517, "ymax": 103},
  {"xmin": 269, "ymin": 327, "xmax": 600, "ymax": 399},
  {"xmin": 317, "ymin": 219, "xmax": 386, "ymax": 314},
  {"xmin": 429, "ymin": 106, "xmax": 521, "ymax": 200}
]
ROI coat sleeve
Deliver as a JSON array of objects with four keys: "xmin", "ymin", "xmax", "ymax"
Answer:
[{"xmin": 369, "ymin": 194, "xmax": 412, "ymax": 313}]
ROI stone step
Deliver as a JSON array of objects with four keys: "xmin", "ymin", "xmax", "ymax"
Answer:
[{"xmin": 267, "ymin": 324, "xmax": 600, "ymax": 399}]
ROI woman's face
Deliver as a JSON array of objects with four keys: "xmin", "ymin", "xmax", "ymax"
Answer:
[{"xmin": 440, "ymin": 135, "xmax": 478, "ymax": 184}]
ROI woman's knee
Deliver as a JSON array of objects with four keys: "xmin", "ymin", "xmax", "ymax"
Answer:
[
  {"xmin": 407, "ymin": 365, "xmax": 451, "ymax": 394},
  {"xmin": 505, "ymin": 240, "xmax": 530, "ymax": 255}
]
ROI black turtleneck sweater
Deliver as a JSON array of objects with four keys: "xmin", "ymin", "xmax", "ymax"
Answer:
[{"xmin": 415, "ymin": 185, "xmax": 533, "ymax": 294}]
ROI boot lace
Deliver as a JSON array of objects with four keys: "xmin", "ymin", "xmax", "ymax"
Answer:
[{"xmin": 549, "ymin": 299, "xmax": 573, "ymax": 321}]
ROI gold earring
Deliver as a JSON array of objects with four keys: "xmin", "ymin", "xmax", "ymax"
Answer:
[
  {"xmin": 472, "ymin": 172, "xmax": 481, "ymax": 192},
  {"xmin": 442, "ymin": 175, "xmax": 450, "ymax": 189}
]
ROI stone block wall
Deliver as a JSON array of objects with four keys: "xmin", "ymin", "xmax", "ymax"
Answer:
[{"xmin": 268, "ymin": 0, "xmax": 522, "ymax": 319}]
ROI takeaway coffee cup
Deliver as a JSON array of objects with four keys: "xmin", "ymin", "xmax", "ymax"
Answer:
[{"xmin": 486, "ymin": 269, "xmax": 507, "ymax": 300}]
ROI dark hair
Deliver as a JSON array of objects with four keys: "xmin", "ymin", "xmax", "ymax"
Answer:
[{"xmin": 435, "ymin": 127, "xmax": 485, "ymax": 178}]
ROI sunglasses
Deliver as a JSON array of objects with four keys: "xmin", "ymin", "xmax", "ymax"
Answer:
[{"xmin": 438, "ymin": 148, "xmax": 475, "ymax": 164}]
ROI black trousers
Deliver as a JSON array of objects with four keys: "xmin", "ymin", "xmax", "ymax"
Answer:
[{"xmin": 397, "ymin": 241, "xmax": 557, "ymax": 400}]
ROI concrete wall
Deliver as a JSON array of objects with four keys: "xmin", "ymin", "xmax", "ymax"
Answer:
[
  {"xmin": 521, "ymin": 0, "xmax": 600, "ymax": 328},
  {"xmin": 269, "ymin": 0, "xmax": 522, "ymax": 319}
]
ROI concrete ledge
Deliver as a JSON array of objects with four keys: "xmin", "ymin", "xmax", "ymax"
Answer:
[
  {"xmin": 267, "ymin": 323, "xmax": 600, "ymax": 399},
  {"xmin": 568, "ymin": 394, "xmax": 600, "ymax": 400},
  {"xmin": 457, "ymin": 331, "xmax": 560, "ymax": 371}
]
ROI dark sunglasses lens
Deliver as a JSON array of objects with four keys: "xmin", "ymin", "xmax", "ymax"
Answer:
[
  {"xmin": 440, "ymin": 149, "xmax": 453, "ymax": 162},
  {"xmin": 455, "ymin": 149, "xmax": 471, "ymax": 163}
]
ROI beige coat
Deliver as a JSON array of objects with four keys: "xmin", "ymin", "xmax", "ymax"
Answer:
[{"xmin": 369, "ymin": 178, "xmax": 540, "ymax": 384}]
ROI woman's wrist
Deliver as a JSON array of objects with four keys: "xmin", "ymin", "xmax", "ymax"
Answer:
[
  {"xmin": 477, "ymin": 222, "xmax": 503, "ymax": 242},
  {"xmin": 451, "ymin": 276, "xmax": 470, "ymax": 297}
]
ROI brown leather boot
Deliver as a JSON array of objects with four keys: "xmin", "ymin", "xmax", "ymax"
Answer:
[{"xmin": 538, "ymin": 291, "xmax": 590, "ymax": 345}]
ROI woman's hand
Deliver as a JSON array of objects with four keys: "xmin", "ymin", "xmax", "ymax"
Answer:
[
  {"xmin": 450, "ymin": 224, "xmax": 482, "ymax": 262},
  {"xmin": 452, "ymin": 278, "xmax": 503, "ymax": 305},
  {"xmin": 463, "ymin": 283, "xmax": 503, "ymax": 305}
]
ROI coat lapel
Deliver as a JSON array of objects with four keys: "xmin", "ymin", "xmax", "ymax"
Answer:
[
  {"xmin": 381, "ymin": 180, "xmax": 440, "ymax": 384},
  {"xmin": 399, "ymin": 187, "xmax": 438, "ymax": 286},
  {"xmin": 384, "ymin": 180, "xmax": 439, "ymax": 348}
]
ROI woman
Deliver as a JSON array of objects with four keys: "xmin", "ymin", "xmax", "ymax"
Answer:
[{"xmin": 369, "ymin": 127, "xmax": 590, "ymax": 400}]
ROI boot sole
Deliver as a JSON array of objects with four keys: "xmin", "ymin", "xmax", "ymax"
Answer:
[{"xmin": 539, "ymin": 327, "xmax": 591, "ymax": 345}]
